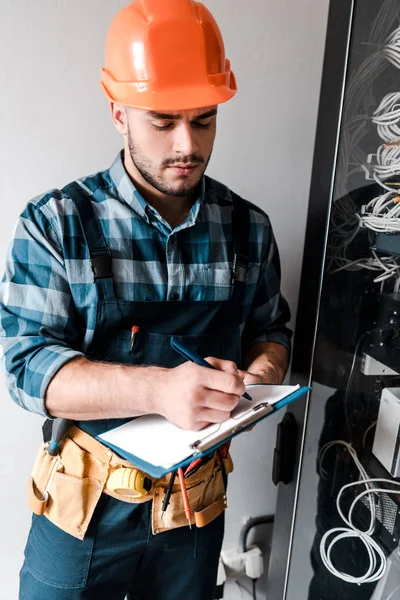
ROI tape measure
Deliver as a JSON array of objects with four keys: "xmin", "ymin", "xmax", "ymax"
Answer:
[{"xmin": 105, "ymin": 467, "xmax": 153, "ymax": 498}]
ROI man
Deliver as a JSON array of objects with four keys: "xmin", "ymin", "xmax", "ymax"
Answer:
[{"xmin": 0, "ymin": 1, "xmax": 292, "ymax": 599}]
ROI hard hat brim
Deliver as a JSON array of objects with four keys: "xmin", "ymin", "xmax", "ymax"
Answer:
[{"xmin": 100, "ymin": 70, "xmax": 237, "ymax": 111}]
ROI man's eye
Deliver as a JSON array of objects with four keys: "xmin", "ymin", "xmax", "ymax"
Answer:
[
  {"xmin": 193, "ymin": 121, "xmax": 212, "ymax": 129},
  {"xmin": 152, "ymin": 123, "xmax": 173, "ymax": 131}
]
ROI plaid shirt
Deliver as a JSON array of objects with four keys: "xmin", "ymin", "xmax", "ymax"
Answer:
[{"xmin": 0, "ymin": 152, "xmax": 292, "ymax": 417}]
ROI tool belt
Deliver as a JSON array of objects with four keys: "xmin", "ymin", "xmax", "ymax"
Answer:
[{"xmin": 28, "ymin": 426, "xmax": 234, "ymax": 540}]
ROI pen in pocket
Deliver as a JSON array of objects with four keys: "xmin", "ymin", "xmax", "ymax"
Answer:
[{"xmin": 130, "ymin": 325, "xmax": 140, "ymax": 350}]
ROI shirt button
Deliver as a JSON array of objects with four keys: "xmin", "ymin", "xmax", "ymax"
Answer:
[{"xmin": 170, "ymin": 292, "xmax": 179, "ymax": 301}]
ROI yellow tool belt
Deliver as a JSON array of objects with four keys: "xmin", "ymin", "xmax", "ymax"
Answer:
[{"xmin": 28, "ymin": 426, "xmax": 233, "ymax": 540}]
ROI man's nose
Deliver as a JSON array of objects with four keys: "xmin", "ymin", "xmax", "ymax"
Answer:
[{"xmin": 172, "ymin": 123, "xmax": 198, "ymax": 157}]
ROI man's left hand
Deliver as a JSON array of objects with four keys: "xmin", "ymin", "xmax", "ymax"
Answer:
[{"xmin": 238, "ymin": 365, "xmax": 281, "ymax": 386}]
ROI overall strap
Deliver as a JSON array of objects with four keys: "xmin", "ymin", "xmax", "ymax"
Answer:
[
  {"xmin": 230, "ymin": 191, "xmax": 250, "ymax": 306},
  {"xmin": 63, "ymin": 181, "xmax": 117, "ymax": 301}
]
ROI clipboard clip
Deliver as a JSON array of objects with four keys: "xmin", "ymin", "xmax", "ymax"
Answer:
[
  {"xmin": 252, "ymin": 402, "xmax": 270, "ymax": 412},
  {"xmin": 190, "ymin": 402, "xmax": 273, "ymax": 454}
]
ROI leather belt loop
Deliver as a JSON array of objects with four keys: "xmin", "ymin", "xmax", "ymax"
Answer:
[{"xmin": 67, "ymin": 426, "xmax": 114, "ymax": 465}]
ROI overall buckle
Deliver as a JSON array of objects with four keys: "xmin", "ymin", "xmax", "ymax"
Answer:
[{"xmin": 90, "ymin": 247, "xmax": 113, "ymax": 280}]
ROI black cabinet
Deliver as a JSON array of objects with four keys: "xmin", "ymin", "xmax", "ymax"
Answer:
[{"xmin": 270, "ymin": 1, "xmax": 400, "ymax": 598}]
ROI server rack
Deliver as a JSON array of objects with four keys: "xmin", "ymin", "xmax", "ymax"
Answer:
[{"xmin": 269, "ymin": 1, "xmax": 400, "ymax": 599}]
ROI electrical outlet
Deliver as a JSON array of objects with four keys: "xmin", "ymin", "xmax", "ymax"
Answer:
[
  {"xmin": 221, "ymin": 548, "xmax": 245, "ymax": 576},
  {"xmin": 221, "ymin": 546, "xmax": 264, "ymax": 579}
]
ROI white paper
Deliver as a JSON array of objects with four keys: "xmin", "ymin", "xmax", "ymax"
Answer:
[{"xmin": 99, "ymin": 384, "xmax": 300, "ymax": 470}]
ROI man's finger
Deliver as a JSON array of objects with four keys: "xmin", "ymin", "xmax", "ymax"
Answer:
[
  {"xmin": 198, "ymin": 367, "xmax": 245, "ymax": 396},
  {"xmin": 196, "ymin": 407, "xmax": 234, "ymax": 425},
  {"xmin": 204, "ymin": 357, "xmax": 239, "ymax": 374},
  {"xmin": 238, "ymin": 369, "xmax": 246, "ymax": 380},
  {"xmin": 202, "ymin": 390, "xmax": 240, "ymax": 412}
]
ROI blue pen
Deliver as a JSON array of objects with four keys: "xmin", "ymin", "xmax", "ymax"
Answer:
[{"xmin": 170, "ymin": 336, "xmax": 252, "ymax": 401}]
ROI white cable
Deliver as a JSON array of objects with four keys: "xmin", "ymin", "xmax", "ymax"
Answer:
[
  {"xmin": 373, "ymin": 172, "xmax": 400, "ymax": 194},
  {"xmin": 382, "ymin": 27, "xmax": 400, "ymax": 70},
  {"xmin": 362, "ymin": 421, "xmax": 377, "ymax": 448},
  {"xmin": 330, "ymin": 252, "xmax": 400, "ymax": 284},
  {"xmin": 319, "ymin": 440, "xmax": 400, "ymax": 584},
  {"xmin": 372, "ymin": 92, "xmax": 400, "ymax": 141}
]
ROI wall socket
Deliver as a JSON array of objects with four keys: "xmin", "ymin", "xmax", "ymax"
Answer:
[{"xmin": 221, "ymin": 546, "xmax": 264, "ymax": 579}]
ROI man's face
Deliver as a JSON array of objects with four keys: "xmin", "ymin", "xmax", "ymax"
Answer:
[{"xmin": 124, "ymin": 106, "xmax": 217, "ymax": 197}]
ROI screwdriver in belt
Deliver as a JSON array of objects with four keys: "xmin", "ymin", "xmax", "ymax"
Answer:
[
  {"xmin": 47, "ymin": 418, "xmax": 73, "ymax": 456},
  {"xmin": 178, "ymin": 467, "xmax": 192, "ymax": 528}
]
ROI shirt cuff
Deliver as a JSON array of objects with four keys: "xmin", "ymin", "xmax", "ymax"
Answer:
[
  {"xmin": 245, "ymin": 330, "xmax": 293, "ymax": 354},
  {"xmin": 30, "ymin": 347, "xmax": 85, "ymax": 418}
]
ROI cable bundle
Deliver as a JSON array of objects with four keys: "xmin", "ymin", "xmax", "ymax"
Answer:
[
  {"xmin": 361, "ymin": 148, "xmax": 400, "ymax": 192},
  {"xmin": 372, "ymin": 92, "xmax": 400, "ymax": 142},
  {"xmin": 329, "ymin": 17, "xmax": 400, "ymax": 281},
  {"xmin": 334, "ymin": 0, "xmax": 400, "ymax": 197},
  {"xmin": 360, "ymin": 191, "xmax": 400, "ymax": 232},
  {"xmin": 319, "ymin": 440, "xmax": 400, "ymax": 585},
  {"xmin": 330, "ymin": 250, "xmax": 400, "ymax": 288},
  {"xmin": 382, "ymin": 26, "xmax": 400, "ymax": 70}
]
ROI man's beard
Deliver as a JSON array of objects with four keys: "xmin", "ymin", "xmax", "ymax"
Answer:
[{"xmin": 127, "ymin": 135, "xmax": 211, "ymax": 197}]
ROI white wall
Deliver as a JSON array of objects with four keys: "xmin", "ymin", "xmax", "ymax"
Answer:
[{"xmin": 0, "ymin": 1, "xmax": 329, "ymax": 598}]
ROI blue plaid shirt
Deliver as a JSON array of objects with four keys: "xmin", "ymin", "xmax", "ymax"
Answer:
[{"xmin": 0, "ymin": 152, "xmax": 292, "ymax": 417}]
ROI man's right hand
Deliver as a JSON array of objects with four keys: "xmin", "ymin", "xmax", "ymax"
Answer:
[
  {"xmin": 45, "ymin": 356, "xmax": 245, "ymax": 425},
  {"xmin": 156, "ymin": 359, "xmax": 245, "ymax": 431}
]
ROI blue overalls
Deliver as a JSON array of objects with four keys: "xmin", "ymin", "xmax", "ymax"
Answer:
[{"xmin": 20, "ymin": 182, "xmax": 250, "ymax": 600}]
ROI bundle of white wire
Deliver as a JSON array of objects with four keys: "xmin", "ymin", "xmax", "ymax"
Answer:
[
  {"xmin": 367, "ymin": 146, "xmax": 400, "ymax": 185},
  {"xmin": 334, "ymin": 7, "xmax": 400, "ymax": 196},
  {"xmin": 330, "ymin": 250, "xmax": 400, "ymax": 288},
  {"xmin": 319, "ymin": 440, "xmax": 400, "ymax": 584},
  {"xmin": 358, "ymin": 193, "xmax": 400, "ymax": 288},
  {"xmin": 329, "ymin": 191, "xmax": 400, "ymax": 286},
  {"xmin": 372, "ymin": 92, "xmax": 400, "ymax": 142},
  {"xmin": 366, "ymin": 29, "xmax": 400, "ymax": 189},
  {"xmin": 360, "ymin": 191, "xmax": 400, "ymax": 232},
  {"xmin": 382, "ymin": 26, "xmax": 400, "ymax": 70},
  {"xmin": 329, "ymin": 20, "xmax": 400, "ymax": 282}
]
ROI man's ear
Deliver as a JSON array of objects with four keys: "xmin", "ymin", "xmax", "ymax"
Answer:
[{"xmin": 110, "ymin": 102, "xmax": 128, "ymax": 135}]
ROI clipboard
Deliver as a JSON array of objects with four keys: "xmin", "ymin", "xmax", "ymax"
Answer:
[{"xmin": 97, "ymin": 384, "xmax": 310, "ymax": 478}]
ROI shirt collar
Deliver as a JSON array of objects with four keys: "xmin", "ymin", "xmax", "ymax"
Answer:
[
  {"xmin": 108, "ymin": 151, "xmax": 206, "ymax": 229},
  {"xmin": 109, "ymin": 150, "xmax": 149, "ymax": 221}
]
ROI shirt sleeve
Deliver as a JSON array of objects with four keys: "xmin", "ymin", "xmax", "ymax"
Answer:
[
  {"xmin": 0, "ymin": 200, "xmax": 85, "ymax": 417},
  {"xmin": 242, "ymin": 216, "xmax": 293, "ymax": 353}
]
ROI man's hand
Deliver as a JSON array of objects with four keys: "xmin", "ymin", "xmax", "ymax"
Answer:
[
  {"xmin": 201, "ymin": 357, "xmax": 280, "ymax": 385},
  {"xmin": 206, "ymin": 356, "xmax": 284, "ymax": 433},
  {"xmin": 238, "ymin": 364, "xmax": 281, "ymax": 386},
  {"xmin": 242, "ymin": 342, "xmax": 289, "ymax": 385},
  {"xmin": 157, "ymin": 358, "xmax": 245, "ymax": 431}
]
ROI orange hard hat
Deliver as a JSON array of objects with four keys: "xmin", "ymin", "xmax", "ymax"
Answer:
[{"xmin": 100, "ymin": 0, "xmax": 237, "ymax": 111}]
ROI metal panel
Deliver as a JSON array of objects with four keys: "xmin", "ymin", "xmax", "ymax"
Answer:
[{"xmin": 267, "ymin": 1, "xmax": 355, "ymax": 597}]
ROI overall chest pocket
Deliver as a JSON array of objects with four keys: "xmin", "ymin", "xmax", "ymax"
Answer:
[{"xmin": 116, "ymin": 330, "xmax": 224, "ymax": 367}]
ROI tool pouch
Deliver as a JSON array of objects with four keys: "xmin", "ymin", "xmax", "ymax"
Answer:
[
  {"xmin": 152, "ymin": 449, "xmax": 234, "ymax": 534},
  {"xmin": 28, "ymin": 438, "xmax": 109, "ymax": 540}
]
